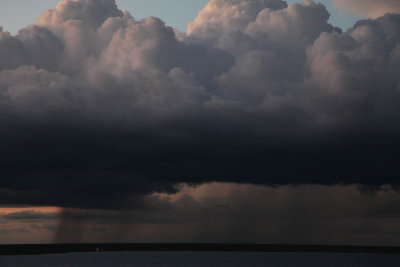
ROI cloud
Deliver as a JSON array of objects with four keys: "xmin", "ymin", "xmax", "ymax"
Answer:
[
  {"xmin": 0, "ymin": 228, "xmax": 31, "ymax": 234},
  {"xmin": 36, "ymin": 0, "xmax": 123, "ymax": 32},
  {"xmin": 332, "ymin": 0, "xmax": 400, "ymax": 18},
  {"xmin": 2, "ymin": 210, "xmax": 57, "ymax": 220},
  {"xmin": 0, "ymin": 0, "xmax": 399, "ymax": 209},
  {"xmin": 44, "ymin": 184, "xmax": 400, "ymax": 245},
  {"xmin": 30, "ymin": 223, "xmax": 58, "ymax": 231}
]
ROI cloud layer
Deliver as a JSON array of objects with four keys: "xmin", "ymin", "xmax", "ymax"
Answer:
[
  {"xmin": 1, "ymin": 0, "xmax": 400, "ymax": 208},
  {"xmin": 3, "ymin": 184, "xmax": 400, "ymax": 245}
]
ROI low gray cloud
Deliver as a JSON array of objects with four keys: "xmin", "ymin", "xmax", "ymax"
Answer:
[
  {"xmin": 30, "ymin": 223, "xmax": 58, "ymax": 231},
  {"xmin": 0, "ymin": 228, "xmax": 31, "ymax": 234},
  {"xmin": 2, "ymin": 211, "xmax": 57, "ymax": 221},
  {"xmin": 0, "ymin": 0, "xmax": 400, "ymax": 209},
  {"xmin": 50, "ymin": 184, "xmax": 400, "ymax": 245}
]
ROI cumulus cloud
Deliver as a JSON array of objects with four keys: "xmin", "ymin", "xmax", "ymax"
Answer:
[
  {"xmin": 332, "ymin": 0, "xmax": 400, "ymax": 18},
  {"xmin": 0, "ymin": 0, "xmax": 400, "ymax": 209}
]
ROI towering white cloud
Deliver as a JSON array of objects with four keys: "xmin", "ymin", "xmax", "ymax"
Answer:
[
  {"xmin": 187, "ymin": 0, "xmax": 287, "ymax": 49},
  {"xmin": 36, "ymin": 0, "xmax": 123, "ymax": 32}
]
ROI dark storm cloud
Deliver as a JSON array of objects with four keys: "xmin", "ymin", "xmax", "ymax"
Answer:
[{"xmin": 0, "ymin": 0, "xmax": 400, "ymax": 209}]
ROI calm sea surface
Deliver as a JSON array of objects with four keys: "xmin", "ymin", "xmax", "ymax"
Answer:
[{"xmin": 1, "ymin": 252, "xmax": 400, "ymax": 266}]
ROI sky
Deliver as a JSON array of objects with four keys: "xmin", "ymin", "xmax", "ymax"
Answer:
[
  {"xmin": 1, "ymin": 0, "xmax": 400, "ymax": 245},
  {"xmin": 0, "ymin": 0, "xmax": 361, "ymax": 34}
]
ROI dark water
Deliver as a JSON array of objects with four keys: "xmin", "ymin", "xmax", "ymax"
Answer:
[{"xmin": 1, "ymin": 252, "xmax": 400, "ymax": 266}]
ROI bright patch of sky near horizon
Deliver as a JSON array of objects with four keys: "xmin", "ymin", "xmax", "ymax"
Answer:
[{"xmin": 0, "ymin": 0, "xmax": 362, "ymax": 35}]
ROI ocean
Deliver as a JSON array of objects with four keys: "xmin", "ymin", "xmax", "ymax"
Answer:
[{"xmin": 1, "ymin": 252, "xmax": 400, "ymax": 267}]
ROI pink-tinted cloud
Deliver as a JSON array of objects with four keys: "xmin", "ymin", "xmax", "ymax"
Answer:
[{"xmin": 332, "ymin": 0, "xmax": 400, "ymax": 18}]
